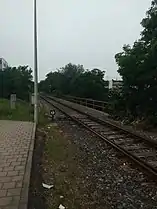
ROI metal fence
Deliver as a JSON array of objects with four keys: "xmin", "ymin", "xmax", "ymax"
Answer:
[{"xmin": 63, "ymin": 95, "xmax": 109, "ymax": 112}]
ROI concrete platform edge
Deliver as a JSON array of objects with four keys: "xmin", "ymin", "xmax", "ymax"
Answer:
[{"xmin": 18, "ymin": 123, "xmax": 36, "ymax": 209}]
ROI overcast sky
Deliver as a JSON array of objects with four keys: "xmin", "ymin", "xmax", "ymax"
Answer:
[{"xmin": 0, "ymin": 0, "xmax": 151, "ymax": 80}]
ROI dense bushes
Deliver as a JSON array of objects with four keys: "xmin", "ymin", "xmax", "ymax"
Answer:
[
  {"xmin": 39, "ymin": 63, "xmax": 109, "ymax": 101},
  {"xmin": 112, "ymin": 1, "xmax": 157, "ymax": 124},
  {"xmin": 0, "ymin": 65, "xmax": 33, "ymax": 101}
]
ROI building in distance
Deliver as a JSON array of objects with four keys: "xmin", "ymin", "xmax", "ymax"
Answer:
[
  {"xmin": 0, "ymin": 58, "xmax": 8, "ymax": 70},
  {"xmin": 106, "ymin": 79, "xmax": 123, "ymax": 89},
  {"xmin": 111, "ymin": 79, "xmax": 123, "ymax": 89}
]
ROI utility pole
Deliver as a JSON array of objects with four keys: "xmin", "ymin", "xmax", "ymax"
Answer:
[{"xmin": 34, "ymin": 0, "xmax": 38, "ymax": 124}]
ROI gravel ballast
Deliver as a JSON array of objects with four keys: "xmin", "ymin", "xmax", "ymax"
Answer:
[
  {"xmin": 57, "ymin": 120, "xmax": 157, "ymax": 209},
  {"xmin": 51, "ymin": 96, "xmax": 157, "ymax": 141},
  {"xmin": 41, "ymin": 100, "xmax": 157, "ymax": 209}
]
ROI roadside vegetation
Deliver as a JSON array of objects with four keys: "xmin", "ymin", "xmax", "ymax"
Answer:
[
  {"xmin": 0, "ymin": 99, "xmax": 33, "ymax": 121},
  {"xmin": 113, "ymin": 0, "xmax": 157, "ymax": 125},
  {"xmin": 0, "ymin": 65, "xmax": 33, "ymax": 121},
  {"xmin": 0, "ymin": 65, "xmax": 33, "ymax": 101},
  {"xmin": 39, "ymin": 64, "xmax": 109, "ymax": 101}
]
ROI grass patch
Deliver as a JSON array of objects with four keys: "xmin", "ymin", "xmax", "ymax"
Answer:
[
  {"xmin": 43, "ymin": 124, "xmax": 82, "ymax": 209},
  {"xmin": 0, "ymin": 99, "xmax": 33, "ymax": 121},
  {"xmin": 38, "ymin": 107, "xmax": 49, "ymax": 126},
  {"xmin": 31, "ymin": 103, "xmax": 89, "ymax": 208}
]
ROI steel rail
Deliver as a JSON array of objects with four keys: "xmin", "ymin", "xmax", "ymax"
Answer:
[
  {"xmin": 48, "ymin": 96, "xmax": 157, "ymax": 147},
  {"xmin": 41, "ymin": 95, "xmax": 157, "ymax": 178}
]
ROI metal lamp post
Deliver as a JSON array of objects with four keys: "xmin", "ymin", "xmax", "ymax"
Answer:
[{"xmin": 34, "ymin": 0, "xmax": 38, "ymax": 124}]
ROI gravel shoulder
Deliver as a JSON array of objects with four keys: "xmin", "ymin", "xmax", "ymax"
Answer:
[{"xmin": 29, "ymin": 100, "xmax": 157, "ymax": 209}]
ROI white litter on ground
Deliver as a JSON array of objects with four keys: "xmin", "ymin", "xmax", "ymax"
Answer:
[
  {"xmin": 42, "ymin": 183, "xmax": 54, "ymax": 189},
  {"xmin": 59, "ymin": 204, "xmax": 66, "ymax": 209}
]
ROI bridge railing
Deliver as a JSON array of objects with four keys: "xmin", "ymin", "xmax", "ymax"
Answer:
[{"xmin": 63, "ymin": 95, "xmax": 109, "ymax": 112}]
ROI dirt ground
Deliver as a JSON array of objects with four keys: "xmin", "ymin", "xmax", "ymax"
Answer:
[
  {"xmin": 28, "ymin": 129, "xmax": 46, "ymax": 209},
  {"xmin": 29, "ymin": 121, "xmax": 100, "ymax": 209}
]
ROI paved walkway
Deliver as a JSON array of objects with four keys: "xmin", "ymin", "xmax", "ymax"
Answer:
[{"xmin": 0, "ymin": 120, "xmax": 35, "ymax": 209}]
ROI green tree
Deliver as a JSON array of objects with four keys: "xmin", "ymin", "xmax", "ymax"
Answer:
[
  {"xmin": 73, "ymin": 69, "xmax": 108, "ymax": 100},
  {"xmin": 115, "ymin": 0, "xmax": 157, "ymax": 122},
  {"xmin": 0, "ymin": 66, "xmax": 33, "ymax": 101},
  {"xmin": 39, "ymin": 63, "xmax": 108, "ymax": 100}
]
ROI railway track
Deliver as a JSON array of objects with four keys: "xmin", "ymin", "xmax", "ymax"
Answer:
[{"xmin": 41, "ymin": 95, "xmax": 157, "ymax": 178}]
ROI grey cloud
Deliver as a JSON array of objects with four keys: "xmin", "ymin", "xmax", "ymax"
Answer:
[{"xmin": 0, "ymin": 0, "xmax": 151, "ymax": 80}]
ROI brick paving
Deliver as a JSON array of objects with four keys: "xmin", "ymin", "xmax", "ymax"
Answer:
[{"xmin": 0, "ymin": 120, "xmax": 35, "ymax": 209}]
